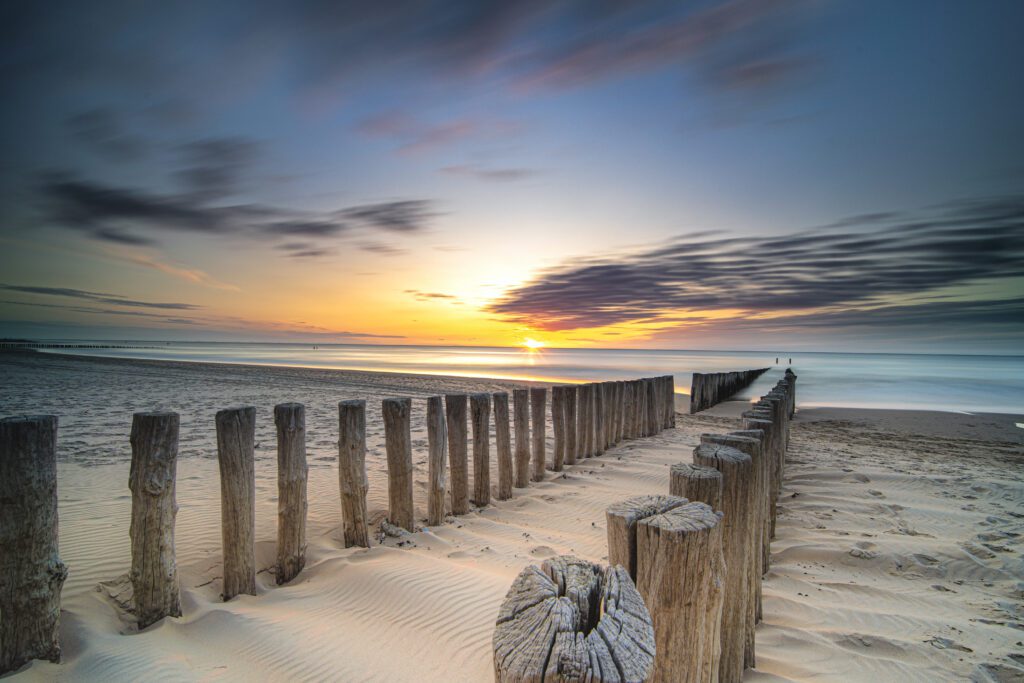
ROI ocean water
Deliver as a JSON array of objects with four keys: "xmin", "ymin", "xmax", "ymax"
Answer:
[{"xmin": 39, "ymin": 342, "xmax": 1024, "ymax": 414}]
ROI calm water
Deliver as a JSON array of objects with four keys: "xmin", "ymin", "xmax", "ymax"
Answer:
[{"xmin": 39, "ymin": 342, "xmax": 1024, "ymax": 414}]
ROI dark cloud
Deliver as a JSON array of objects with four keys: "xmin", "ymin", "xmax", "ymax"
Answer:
[
  {"xmin": 175, "ymin": 137, "xmax": 261, "ymax": 201},
  {"xmin": 66, "ymin": 108, "xmax": 148, "ymax": 162},
  {"xmin": 405, "ymin": 289, "xmax": 457, "ymax": 301},
  {"xmin": 487, "ymin": 195, "xmax": 1024, "ymax": 331},
  {"xmin": 0, "ymin": 284, "xmax": 201, "ymax": 311},
  {"xmin": 341, "ymin": 200, "xmax": 438, "ymax": 233},
  {"xmin": 359, "ymin": 242, "xmax": 406, "ymax": 256},
  {"xmin": 442, "ymin": 164, "xmax": 539, "ymax": 182}
]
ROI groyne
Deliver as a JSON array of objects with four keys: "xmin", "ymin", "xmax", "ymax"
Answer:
[{"xmin": 690, "ymin": 368, "xmax": 770, "ymax": 413}]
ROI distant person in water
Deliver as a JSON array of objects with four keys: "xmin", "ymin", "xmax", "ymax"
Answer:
[
  {"xmin": 789, "ymin": 358, "xmax": 792, "ymax": 364},
  {"xmin": 775, "ymin": 357, "xmax": 779, "ymax": 364}
]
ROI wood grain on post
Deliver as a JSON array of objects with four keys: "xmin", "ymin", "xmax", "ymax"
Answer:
[
  {"xmin": 741, "ymin": 414, "xmax": 775, "ymax": 574},
  {"xmin": 606, "ymin": 494, "xmax": 687, "ymax": 580},
  {"xmin": 471, "ymin": 393, "xmax": 491, "ymax": 506},
  {"xmin": 492, "ymin": 555, "xmax": 655, "ymax": 682},
  {"xmin": 274, "ymin": 403, "xmax": 307, "ymax": 585},
  {"xmin": 512, "ymin": 389, "xmax": 530, "ymax": 488},
  {"xmin": 635, "ymin": 379, "xmax": 647, "ymax": 438},
  {"xmin": 426, "ymin": 396, "xmax": 448, "ymax": 524},
  {"xmin": 622, "ymin": 381, "xmax": 635, "ymax": 440},
  {"xmin": 584, "ymin": 384, "xmax": 596, "ymax": 457},
  {"xmin": 0, "ymin": 416, "xmax": 67, "ymax": 673},
  {"xmin": 564, "ymin": 384, "xmax": 578, "ymax": 465},
  {"xmin": 445, "ymin": 394, "xmax": 470, "ymax": 514},
  {"xmin": 383, "ymin": 398, "xmax": 415, "ymax": 531},
  {"xmin": 529, "ymin": 387, "xmax": 546, "ymax": 481},
  {"xmin": 550, "ymin": 386, "xmax": 566, "ymax": 472},
  {"xmin": 492, "ymin": 392, "xmax": 513, "ymax": 501},
  {"xmin": 338, "ymin": 400, "xmax": 370, "ymax": 547},
  {"xmin": 669, "ymin": 462, "xmax": 723, "ymax": 510},
  {"xmin": 614, "ymin": 381, "xmax": 625, "ymax": 444},
  {"xmin": 645, "ymin": 378, "xmax": 659, "ymax": 436},
  {"xmin": 637, "ymin": 502, "xmax": 726, "ymax": 683},
  {"xmin": 216, "ymin": 406, "xmax": 257, "ymax": 600}
]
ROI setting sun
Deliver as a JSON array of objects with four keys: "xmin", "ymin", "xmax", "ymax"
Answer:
[{"xmin": 522, "ymin": 338, "xmax": 545, "ymax": 350}]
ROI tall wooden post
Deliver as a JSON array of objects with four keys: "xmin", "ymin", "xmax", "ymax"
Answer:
[
  {"xmin": 564, "ymin": 384, "xmax": 578, "ymax": 465},
  {"xmin": 492, "ymin": 392, "xmax": 513, "ymax": 501},
  {"xmin": 550, "ymin": 386, "xmax": 566, "ymax": 471},
  {"xmin": 426, "ymin": 396, "xmax": 448, "ymax": 525},
  {"xmin": 216, "ymin": 406, "xmax": 257, "ymax": 600},
  {"xmin": 606, "ymin": 494, "xmax": 687, "ymax": 580},
  {"xmin": 471, "ymin": 393, "xmax": 491, "ymax": 506},
  {"xmin": 383, "ymin": 398, "xmax": 415, "ymax": 531},
  {"xmin": 530, "ymin": 387, "xmax": 546, "ymax": 481},
  {"xmin": 593, "ymin": 382, "xmax": 605, "ymax": 455},
  {"xmin": 274, "ymin": 403, "xmax": 307, "ymax": 585},
  {"xmin": 512, "ymin": 389, "xmax": 530, "ymax": 488},
  {"xmin": 445, "ymin": 394, "xmax": 470, "ymax": 514},
  {"xmin": 0, "ymin": 415, "xmax": 66, "ymax": 673},
  {"xmin": 338, "ymin": 400, "xmax": 370, "ymax": 547}
]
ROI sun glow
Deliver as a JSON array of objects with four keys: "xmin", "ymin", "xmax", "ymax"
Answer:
[{"xmin": 522, "ymin": 338, "xmax": 545, "ymax": 350}]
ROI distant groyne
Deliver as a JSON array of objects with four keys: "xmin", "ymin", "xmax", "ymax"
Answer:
[
  {"xmin": 0, "ymin": 342, "xmax": 151, "ymax": 350},
  {"xmin": 690, "ymin": 368, "xmax": 770, "ymax": 413}
]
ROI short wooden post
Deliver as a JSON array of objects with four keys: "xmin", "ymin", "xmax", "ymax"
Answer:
[
  {"xmin": 550, "ymin": 386, "xmax": 566, "ymax": 471},
  {"xmin": 512, "ymin": 389, "xmax": 530, "ymax": 488},
  {"xmin": 216, "ymin": 406, "xmax": 257, "ymax": 600},
  {"xmin": 492, "ymin": 555, "xmax": 655, "ymax": 682},
  {"xmin": 637, "ymin": 502, "xmax": 726, "ymax": 683},
  {"xmin": 606, "ymin": 494, "xmax": 687, "ymax": 580},
  {"xmin": 445, "ymin": 394, "xmax": 470, "ymax": 514},
  {"xmin": 338, "ymin": 400, "xmax": 370, "ymax": 547},
  {"xmin": 530, "ymin": 387, "xmax": 546, "ymax": 481},
  {"xmin": 0, "ymin": 415, "xmax": 67, "ymax": 673},
  {"xmin": 564, "ymin": 384, "xmax": 578, "ymax": 465},
  {"xmin": 274, "ymin": 403, "xmax": 307, "ymax": 585},
  {"xmin": 471, "ymin": 393, "xmax": 491, "ymax": 506},
  {"xmin": 669, "ymin": 462, "xmax": 722, "ymax": 510},
  {"xmin": 492, "ymin": 392, "xmax": 513, "ymax": 501},
  {"xmin": 382, "ymin": 398, "xmax": 415, "ymax": 530},
  {"xmin": 426, "ymin": 396, "xmax": 448, "ymax": 524}
]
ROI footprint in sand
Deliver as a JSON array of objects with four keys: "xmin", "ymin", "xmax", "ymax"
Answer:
[{"xmin": 850, "ymin": 541, "xmax": 878, "ymax": 559}]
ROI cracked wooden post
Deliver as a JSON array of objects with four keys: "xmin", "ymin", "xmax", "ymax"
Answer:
[
  {"xmin": 638, "ymin": 502, "xmax": 726, "ymax": 683},
  {"xmin": 471, "ymin": 393, "xmax": 491, "ymax": 506},
  {"xmin": 513, "ymin": 389, "xmax": 530, "ymax": 488},
  {"xmin": 606, "ymin": 494, "xmax": 687, "ymax": 580},
  {"xmin": 669, "ymin": 463, "xmax": 722, "ymax": 510},
  {"xmin": 0, "ymin": 415, "xmax": 66, "ymax": 673},
  {"xmin": 693, "ymin": 442, "xmax": 754, "ymax": 683},
  {"xmin": 493, "ymin": 392, "xmax": 513, "ymax": 501},
  {"xmin": 274, "ymin": 403, "xmax": 307, "ymax": 585},
  {"xmin": 551, "ymin": 386, "xmax": 566, "ymax": 472},
  {"xmin": 383, "ymin": 398, "xmax": 415, "ymax": 531},
  {"xmin": 338, "ymin": 400, "xmax": 370, "ymax": 547},
  {"xmin": 564, "ymin": 384, "xmax": 578, "ymax": 465},
  {"xmin": 530, "ymin": 387, "xmax": 546, "ymax": 481},
  {"xmin": 445, "ymin": 394, "xmax": 470, "ymax": 514},
  {"xmin": 216, "ymin": 406, "xmax": 257, "ymax": 600},
  {"xmin": 426, "ymin": 396, "xmax": 448, "ymax": 524},
  {"xmin": 492, "ymin": 555, "xmax": 655, "ymax": 682}
]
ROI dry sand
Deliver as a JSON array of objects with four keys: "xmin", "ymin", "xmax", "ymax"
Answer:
[{"xmin": 2, "ymin": 351, "xmax": 1023, "ymax": 681}]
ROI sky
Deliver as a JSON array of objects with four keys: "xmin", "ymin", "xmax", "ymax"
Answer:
[{"xmin": 1, "ymin": 0, "xmax": 1022, "ymax": 353}]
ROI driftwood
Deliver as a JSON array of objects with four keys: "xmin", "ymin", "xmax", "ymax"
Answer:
[
  {"xmin": 668, "ymin": 463, "xmax": 722, "ymax": 511},
  {"xmin": 426, "ymin": 396, "xmax": 448, "ymax": 525},
  {"xmin": 551, "ymin": 386, "xmax": 566, "ymax": 472},
  {"xmin": 446, "ymin": 394, "xmax": 470, "ymax": 514},
  {"xmin": 471, "ymin": 393, "xmax": 491, "ymax": 506},
  {"xmin": 274, "ymin": 403, "xmax": 307, "ymax": 585},
  {"xmin": 606, "ymin": 494, "xmax": 687, "ymax": 580},
  {"xmin": 513, "ymin": 389, "xmax": 530, "ymax": 488},
  {"xmin": 493, "ymin": 392, "xmax": 513, "ymax": 501},
  {"xmin": 216, "ymin": 406, "xmax": 257, "ymax": 600},
  {"xmin": 530, "ymin": 387, "xmax": 546, "ymax": 482},
  {"xmin": 564, "ymin": 385, "xmax": 578, "ymax": 465},
  {"xmin": 128, "ymin": 411, "xmax": 181, "ymax": 630},
  {"xmin": 0, "ymin": 415, "xmax": 67, "ymax": 673},
  {"xmin": 383, "ymin": 398, "xmax": 415, "ymax": 531},
  {"xmin": 637, "ymin": 502, "xmax": 725, "ymax": 683},
  {"xmin": 338, "ymin": 400, "xmax": 370, "ymax": 547},
  {"xmin": 492, "ymin": 555, "xmax": 655, "ymax": 682}
]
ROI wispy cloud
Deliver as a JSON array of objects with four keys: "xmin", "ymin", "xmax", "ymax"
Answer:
[
  {"xmin": 0, "ymin": 284, "xmax": 202, "ymax": 311},
  {"xmin": 441, "ymin": 164, "xmax": 539, "ymax": 182}
]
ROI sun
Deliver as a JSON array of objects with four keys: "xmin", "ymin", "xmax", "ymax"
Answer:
[{"xmin": 522, "ymin": 338, "xmax": 545, "ymax": 350}]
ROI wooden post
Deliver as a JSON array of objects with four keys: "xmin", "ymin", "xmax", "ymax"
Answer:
[
  {"xmin": 471, "ymin": 393, "xmax": 491, "ymax": 506},
  {"xmin": 635, "ymin": 379, "xmax": 647, "ymax": 437},
  {"xmin": 445, "ymin": 394, "xmax": 470, "ymax": 514},
  {"xmin": 614, "ymin": 380, "xmax": 625, "ymax": 443},
  {"xmin": 693, "ymin": 442, "xmax": 755, "ymax": 683},
  {"xmin": 645, "ymin": 378, "xmax": 659, "ymax": 436},
  {"xmin": 493, "ymin": 392, "xmax": 513, "ymax": 501},
  {"xmin": 338, "ymin": 400, "xmax": 370, "ymax": 547},
  {"xmin": 382, "ymin": 398, "xmax": 415, "ymax": 530},
  {"xmin": 564, "ymin": 384, "xmax": 578, "ymax": 465},
  {"xmin": 274, "ymin": 403, "xmax": 307, "ymax": 585},
  {"xmin": 550, "ymin": 386, "xmax": 566, "ymax": 472},
  {"xmin": 492, "ymin": 555, "xmax": 655, "ymax": 682},
  {"xmin": 741, "ymin": 414, "xmax": 774, "ymax": 574},
  {"xmin": 669, "ymin": 462, "xmax": 722, "ymax": 510},
  {"xmin": 667, "ymin": 375, "xmax": 676, "ymax": 428},
  {"xmin": 216, "ymin": 406, "xmax": 257, "ymax": 600},
  {"xmin": 606, "ymin": 494, "xmax": 687, "ymax": 580},
  {"xmin": 0, "ymin": 415, "xmax": 66, "ymax": 673},
  {"xmin": 637, "ymin": 502, "xmax": 726, "ymax": 683},
  {"xmin": 426, "ymin": 396, "xmax": 448, "ymax": 524},
  {"xmin": 512, "ymin": 389, "xmax": 530, "ymax": 488},
  {"xmin": 593, "ymin": 382, "xmax": 605, "ymax": 455},
  {"xmin": 622, "ymin": 380, "xmax": 635, "ymax": 440},
  {"xmin": 577, "ymin": 384, "xmax": 590, "ymax": 458},
  {"xmin": 530, "ymin": 387, "xmax": 546, "ymax": 481}
]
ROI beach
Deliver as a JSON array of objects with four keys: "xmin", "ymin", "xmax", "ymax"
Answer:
[{"xmin": 2, "ymin": 350, "xmax": 1022, "ymax": 681}]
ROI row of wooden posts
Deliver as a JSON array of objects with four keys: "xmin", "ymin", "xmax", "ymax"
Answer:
[
  {"xmin": 494, "ymin": 368, "xmax": 797, "ymax": 683},
  {"xmin": 0, "ymin": 375, "xmax": 675, "ymax": 674},
  {"xmin": 689, "ymin": 367, "xmax": 770, "ymax": 413}
]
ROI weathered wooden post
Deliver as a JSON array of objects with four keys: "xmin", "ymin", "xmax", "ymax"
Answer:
[
  {"xmin": 530, "ymin": 387, "xmax": 546, "ymax": 481},
  {"xmin": 550, "ymin": 386, "xmax": 566, "ymax": 471},
  {"xmin": 383, "ymin": 398, "xmax": 415, "ymax": 531},
  {"xmin": 216, "ymin": 406, "xmax": 257, "ymax": 600},
  {"xmin": 666, "ymin": 375, "xmax": 676, "ymax": 428},
  {"xmin": 564, "ymin": 384, "xmax": 578, "ymax": 465},
  {"xmin": 606, "ymin": 494, "xmax": 687, "ymax": 580},
  {"xmin": 634, "ymin": 379, "xmax": 647, "ymax": 437},
  {"xmin": 512, "ymin": 389, "xmax": 530, "ymax": 488},
  {"xmin": 577, "ymin": 384, "xmax": 591, "ymax": 457},
  {"xmin": 622, "ymin": 380, "xmax": 635, "ymax": 440},
  {"xmin": 471, "ymin": 393, "xmax": 491, "ymax": 506},
  {"xmin": 669, "ymin": 462, "xmax": 722, "ymax": 510},
  {"xmin": 493, "ymin": 392, "xmax": 513, "ymax": 501},
  {"xmin": 614, "ymin": 380, "xmax": 626, "ymax": 443},
  {"xmin": 445, "ymin": 394, "xmax": 470, "ymax": 514},
  {"xmin": 492, "ymin": 555, "xmax": 655, "ymax": 682},
  {"xmin": 741, "ymin": 413, "xmax": 775, "ymax": 574},
  {"xmin": 0, "ymin": 415, "xmax": 67, "ymax": 673},
  {"xmin": 338, "ymin": 400, "xmax": 370, "ymax": 547},
  {"xmin": 645, "ymin": 378, "xmax": 659, "ymax": 436},
  {"xmin": 593, "ymin": 382, "xmax": 605, "ymax": 455},
  {"xmin": 274, "ymin": 403, "xmax": 307, "ymax": 585},
  {"xmin": 426, "ymin": 396, "xmax": 448, "ymax": 524},
  {"xmin": 637, "ymin": 502, "xmax": 726, "ymax": 683}
]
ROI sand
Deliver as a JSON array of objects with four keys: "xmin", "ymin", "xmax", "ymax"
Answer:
[{"xmin": 2, "ymin": 351, "xmax": 1023, "ymax": 681}]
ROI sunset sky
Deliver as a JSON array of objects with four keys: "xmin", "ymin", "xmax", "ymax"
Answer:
[{"xmin": 2, "ymin": 1, "xmax": 1022, "ymax": 352}]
